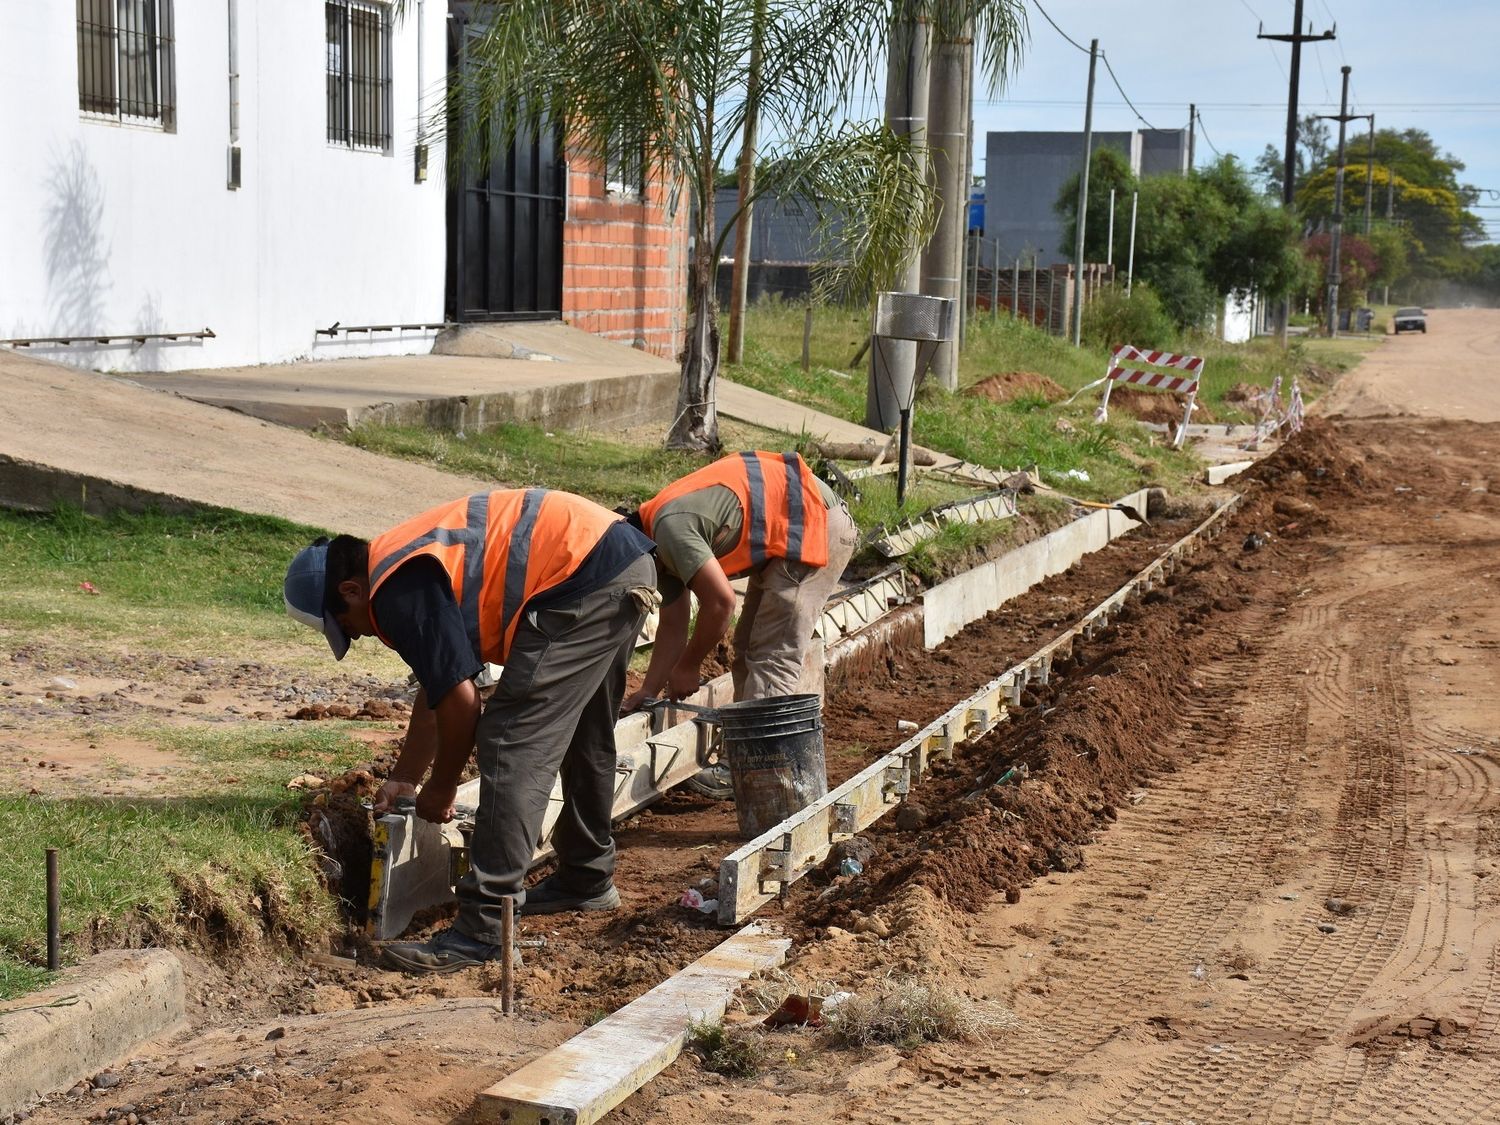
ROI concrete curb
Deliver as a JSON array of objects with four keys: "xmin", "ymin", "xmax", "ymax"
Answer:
[{"xmin": 0, "ymin": 950, "xmax": 185, "ymax": 1117}]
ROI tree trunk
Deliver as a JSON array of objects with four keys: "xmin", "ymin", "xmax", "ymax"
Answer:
[{"xmin": 667, "ymin": 209, "xmax": 722, "ymax": 452}]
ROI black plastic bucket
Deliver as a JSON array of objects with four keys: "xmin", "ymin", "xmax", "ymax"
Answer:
[{"xmin": 717, "ymin": 693, "xmax": 828, "ymax": 839}]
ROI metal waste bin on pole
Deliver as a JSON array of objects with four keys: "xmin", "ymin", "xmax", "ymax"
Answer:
[{"xmin": 870, "ymin": 292, "xmax": 957, "ymax": 506}]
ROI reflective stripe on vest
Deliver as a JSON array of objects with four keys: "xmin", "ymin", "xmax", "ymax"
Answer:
[
  {"xmin": 369, "ymin": 492, "xmax": 489, "ymax": 656},
  {"xmin": 501, "ymin": 488, "xmax": 545, "ymax": 646}
]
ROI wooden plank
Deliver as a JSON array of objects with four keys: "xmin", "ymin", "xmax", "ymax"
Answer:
[
  {"xmin": 716, "ymin": 494, "xmax": 1243, "ymax": 925},
  {"xmin": 475, "ymin": 923, "xmax": 790, "ymax": 1125}
]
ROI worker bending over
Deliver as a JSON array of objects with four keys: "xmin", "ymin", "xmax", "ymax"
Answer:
[
  {"xmin": 283, "ymin": 489, "xmax": 656, "ymax": 973},
  {"xmin": 621, "ymin": 451, "xmax": 858, "ymax": 715}
]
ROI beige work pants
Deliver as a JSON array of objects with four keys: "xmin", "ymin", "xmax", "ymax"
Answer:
[{"xmin": 731, "ymin": 501, "xmax": 859, "ymax": 701}]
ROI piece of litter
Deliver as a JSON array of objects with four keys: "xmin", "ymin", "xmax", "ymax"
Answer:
[
  {"xmin": 1191, "ymin": 963, "xmax": 1206, "ymax": 981},
  {"xmin": 678, "ymin": 888, "xmax": 705, "ymax": 910},
  {"xmin": 840, "ymin": 857, "xmax": 864, "ymax": 877},
  {"xmin": 896, "ymin": 719, "xmax": 919, "ymax": 733},
  {"xmin": 79, "ymin": 581, "xmax": 101, "ymax": 595},
  {"xmin": 1056, "ymin": 468, "xmax": 1091, "ymax": 482}
]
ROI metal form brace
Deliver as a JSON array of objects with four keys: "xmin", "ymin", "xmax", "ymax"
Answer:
[
  {"xmin": 316, "ymin": 321, "xmax": 452, "ymax": 337},
  {"xmin": 1, "ymin": 329, "xmax": 216, "ymax": 348},
  {"xmin": 872, "ymin": 489, "xmax": 1021, "ymax": 558},
  {"xmin": 816, "ymin": 567, "xmax": 910, "ymax": 642}
]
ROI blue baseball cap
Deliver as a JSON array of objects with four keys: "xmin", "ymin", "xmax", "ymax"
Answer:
[{"xmin": 284, "ymin": 541, "xmax": 351, "ymax": 661}]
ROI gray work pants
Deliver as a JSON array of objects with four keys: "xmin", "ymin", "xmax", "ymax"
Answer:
[
  {"xmin": 455, "ymin": 553, "xmax": 655, "ymax": 943},
  {"xmin": 731, "ymin": 502, "xmax": 860, "ymax": 700}
]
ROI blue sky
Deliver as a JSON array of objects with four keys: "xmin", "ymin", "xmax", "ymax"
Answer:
[{"xmin": 854, "ymin": 0, "xmax": 1499, "ymax": 243}]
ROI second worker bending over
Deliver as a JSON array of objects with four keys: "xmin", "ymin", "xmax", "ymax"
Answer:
[{"xmin": 621, "ymin": 451, "xmax": 859, "ymax": 711}]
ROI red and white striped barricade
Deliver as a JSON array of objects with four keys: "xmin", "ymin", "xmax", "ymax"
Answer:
[{"xmin": 1093, "ymin": 345, "xmax": 1204, "ymax": 449}]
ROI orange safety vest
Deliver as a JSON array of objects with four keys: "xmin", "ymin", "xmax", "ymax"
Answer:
[
  {"xmin": 365, "ymin": 490, "xmax": 619, "ymax": 665},
  {"xmin": 639, "ymin": 452, "xmax": 828, "ymax": 578}
]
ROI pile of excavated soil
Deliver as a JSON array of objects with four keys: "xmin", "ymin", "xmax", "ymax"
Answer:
[
  {"xmin": 964, "ymin": 372, "xmax": 1067, "ymax": 403},
  {"xmin": 1242, "ymin": 415, "xmax": 1389, "ymax": 495},
  {"xmin": 1105, "ymin": 386, "xmax": 1217, "ymax": 425}
]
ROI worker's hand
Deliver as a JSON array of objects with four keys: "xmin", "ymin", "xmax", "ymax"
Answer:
[
  {"xmin": 666, "ymin": 662, "xmax": 702, "ymax": 701},
  {"xmin": 372, "ymin": 778, "xmax": 417, "ymax": 815},
  {"xmin": 414, "ymin": 780, "xmax": 458, "ymax": 825},
  {"xmin": 620, "ymin": 687, "xmax": 652, "ymax": 715}
]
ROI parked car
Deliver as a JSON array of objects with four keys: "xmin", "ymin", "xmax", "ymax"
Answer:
[{"xmin": 1393, "ymin": 307, "xmax": 1428, "ymax": 334}]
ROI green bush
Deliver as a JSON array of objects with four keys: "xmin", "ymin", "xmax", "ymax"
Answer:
[{"xmin": 1081, "ymin": 284, "xmax": 1175, "ymax": 352}]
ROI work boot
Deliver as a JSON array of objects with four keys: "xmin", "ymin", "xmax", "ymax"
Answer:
[
  {"xmin": 521, "ymin": 876, "xmax": 620, "ymax": 915},
  {"xmin": 379, "ymin": 926, "xmax": 516, "ymax": 975},
  {"xmin": 684, "ymin": 762, "xmax": 735, "ymax": 800}
]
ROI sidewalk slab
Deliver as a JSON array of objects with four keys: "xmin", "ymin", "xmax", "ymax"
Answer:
[
  {"xmin": 128, "ymin": 323, "xmax": 677, "ymax": 434},
  {"xmin": 719, "ymin": 380, "xmax": 941, "ymax": 459},
  {"xmin": 0, "ymin": 350, "xmax": 490, "ymax": 537},
  {"xmin": 0, "ymin": 950, "xmax": 185, "ymax": 1117}
]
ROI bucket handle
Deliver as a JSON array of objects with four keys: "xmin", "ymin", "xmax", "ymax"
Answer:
[{"xmin": 642, "ymin": 697, "xmax": 721, "ymax": 725}]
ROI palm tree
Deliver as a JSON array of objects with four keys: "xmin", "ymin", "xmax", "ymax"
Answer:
[{"xmin": 448, "ymin": 1, "xmax": 938, "ymax": 451}]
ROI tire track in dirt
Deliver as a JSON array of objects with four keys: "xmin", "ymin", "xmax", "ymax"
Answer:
[
  {"xmin": 849, "ymin": 608, "xmax": 1315, "ymax": 1124},
  {"xmin": 867, "ymin": 532, "xmax": 1495, "ymax": 1125}
]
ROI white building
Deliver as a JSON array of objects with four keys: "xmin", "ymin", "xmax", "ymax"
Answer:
[{"xmin": 0, "ymin": 1, "xmax": 448, "ymax": 372}]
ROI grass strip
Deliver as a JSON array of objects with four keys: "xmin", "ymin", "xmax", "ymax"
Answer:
[{"xmin": 0, "ymin": 722, "xmax": 376, "ymax": 999}]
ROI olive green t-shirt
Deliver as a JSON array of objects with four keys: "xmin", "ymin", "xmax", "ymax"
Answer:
[{"xmin": 651, "ymin": 477, "xmax": 839, "ymax": 605}]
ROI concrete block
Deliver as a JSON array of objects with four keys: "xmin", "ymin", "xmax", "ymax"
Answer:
[
  {"xmin": 1206, "ymin": 460, "xmax": 1254, "ymax": 485},
  {"xmin": 0, "ymin": 950, "xmax": 185, "ymax": 1117},
  {"xmin": 922, "ymin": 488, "xmax": 1151, "ymax": 649},
  {"xmin": 476, "ymin": 923, "xmax": 790, "ymax": 1124}
]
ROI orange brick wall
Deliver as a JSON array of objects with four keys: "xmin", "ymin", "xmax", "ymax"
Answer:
[{"xmin": 563, "ymin": 154, "xmax": 690, "ymax": 361}]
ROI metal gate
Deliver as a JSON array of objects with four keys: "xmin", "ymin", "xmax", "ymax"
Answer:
[{"xmin": 446, "ymin": 20, "xmax": 565, "ymax": 323}]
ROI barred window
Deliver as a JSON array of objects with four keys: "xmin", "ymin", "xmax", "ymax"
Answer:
[
  {"xmin": 605, "ymin": 132, "xmax": 645, "ymax": 198},
  {"xmin": 326, "ymin": 0, "xmax": 392, "ymax": 151},
  {"xmin": 77, "ymin": 0, "xmax": 176, "ymax": 128}
]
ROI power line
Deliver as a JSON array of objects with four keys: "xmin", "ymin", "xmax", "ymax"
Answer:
[
  {"xmin": 1195, "ymin": 111, "xmax": 1224, "ymax": 158},
  {"xmin": 1100, "ymin": 51, "xmax": 1156, "ymax": 130},
  {"xmin": 1030, "ymin": 0, "xmax": 1090, "ymax": 55},
  {"xmin": 1237, "ymin": 0, "xmax": 1288, "ymax": 79}
]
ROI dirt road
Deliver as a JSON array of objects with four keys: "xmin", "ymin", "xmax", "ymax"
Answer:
[
  {"xmin": 1317, "ymin": 307, "xmax": 1500, "ymax": 422},
  {"xmin": 625, "ymin": 312, "xmax": 1500, "ymax": 1122}
]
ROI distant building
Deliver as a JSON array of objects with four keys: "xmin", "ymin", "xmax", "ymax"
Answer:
[
  {"xmin": 0, "ymin": 2, "xmax": 688, "ymax": 373},
  {"xmin": 982, "ymin": 129, "xmax": 1189, "ymax": 267}
]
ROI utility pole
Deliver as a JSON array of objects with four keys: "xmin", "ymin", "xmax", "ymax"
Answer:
[
  {"xmin": 919, "ymin": 22, "xmax": 968, "ymax": 389},
  {"xmin": 1363, "ymin": 113, "xmax": 1375, "ymax": 235},
  {"xmin": 1259, "ymin": 1, "xmax": 1336, "ymax": 342},
  {"xmin": 1070, "ymin": 38, "xmax": 1099, "ymax": 347},
  {"xmin": 958, "ymin": 25, "xmax": 975, "ymax": 352},
  {"xmin": 1187, "ymin": 103, "xmax": 1196, "ymax": 171},
  {"xmin": 1320, "ymin": 65, "xmax": 1354, "ymax": 338},
  {"xmin": 725, "ymin": 0, "xmax": 766, "ymax": 366},
  {"xmin": 866, "ymin": 14, "xmax": 929, "ymax": 430}
]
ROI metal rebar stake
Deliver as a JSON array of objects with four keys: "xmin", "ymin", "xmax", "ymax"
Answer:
[
  {"xmin": 500, "ymin": 895, "xmax": 515, "ymax": 1015},
  {"xmin": 46, "ymin": 848, "xmax": 60, "ymax": 971}
]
